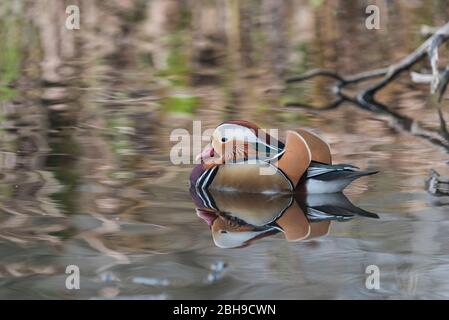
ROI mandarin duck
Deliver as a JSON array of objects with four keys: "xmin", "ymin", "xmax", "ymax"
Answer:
[
  {"xmin": 190, "ymin": 120, "xmax": 377, "ymax": 194},
  {"xmin": 190, "ymin": 188, "xmax": 378, "ymax": 248}
]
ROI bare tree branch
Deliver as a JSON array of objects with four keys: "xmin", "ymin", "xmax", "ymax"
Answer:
[{"xmin": 285, "ymin": 21, "xmax": 449, "ymax": 153}]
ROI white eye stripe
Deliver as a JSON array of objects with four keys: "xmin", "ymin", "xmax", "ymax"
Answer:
[
  {"xmin": 216, "ymin": 124, "xmax": 258, "ymax": 143},
  {"xmin": 215, "ymin": 125, "xmax": 282, "ymax": 153}
]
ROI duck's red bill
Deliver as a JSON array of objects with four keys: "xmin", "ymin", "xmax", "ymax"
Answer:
[{"xmin": 196, "ymin": 147, "xmax": 215, "ymax": 162}]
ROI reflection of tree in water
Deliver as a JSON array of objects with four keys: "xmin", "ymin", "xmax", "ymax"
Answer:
[
  {"xmin": 37, "ymin": 0, "xmax": 174, "ymax": 266},
  {"xmin": 0, "ymin": 1, "xmax": 176, "ymax": 280}
]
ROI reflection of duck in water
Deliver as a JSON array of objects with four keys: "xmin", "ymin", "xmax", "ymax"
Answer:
[
  {"xmin": 190, "ymin": 120, "xmax": 377, "ymax": 194},
  {"xmin": 191, "ymin": 188, "xmax": 378, "ymax": 248}
]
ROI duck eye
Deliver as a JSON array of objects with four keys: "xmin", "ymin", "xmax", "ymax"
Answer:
[{"xmin": 221, "ymin": 137, "xmax": 228, "ymax": 143}]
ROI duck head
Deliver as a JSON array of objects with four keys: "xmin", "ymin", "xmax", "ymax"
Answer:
[{"xmin": 196, "ymin": 120, "xmax": 285, "ymax": 167}]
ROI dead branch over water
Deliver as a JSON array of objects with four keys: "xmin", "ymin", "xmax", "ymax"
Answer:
[{"xmin": 286, "ymin": 21, "xmax": 449, "ymax": 153}]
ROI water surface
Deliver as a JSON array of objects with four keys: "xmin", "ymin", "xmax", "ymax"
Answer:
[{"xmin": 1, "ymin": 0, "xmax": 449, "ymax": 299}]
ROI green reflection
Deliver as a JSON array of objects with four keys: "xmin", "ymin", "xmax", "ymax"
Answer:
[
  {"xmin": 163, "ymin": 94, "xmax": 199, "ymax": 114},
  {"xmin": 0, "ymin": 5, "xmax": 22, "ymax": 101}
]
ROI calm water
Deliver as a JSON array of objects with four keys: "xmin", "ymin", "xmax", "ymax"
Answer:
[{"xmin": 1, "ymin": 0, "xmax": 449, "ymax": 299}]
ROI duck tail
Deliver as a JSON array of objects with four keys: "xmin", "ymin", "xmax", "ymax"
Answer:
[
  {"xmin": 305, "ymin": 163, "xmax": 378, "ymax": 193},
  {"xmin": 304, "ymin": 192, "xmax": 379, "ymax": 220},
  {"xmin": 333, "ymin": 170, "xmax": 379, "ymax": 182}
]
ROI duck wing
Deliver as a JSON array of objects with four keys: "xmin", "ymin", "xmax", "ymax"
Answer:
[
  {"xmin": 295, "ymin": 129, "xmax": 332, "ymax": 164},
  {"xmin": 273, "ymin": 131, "xmax": 312, "ymax": 186}
]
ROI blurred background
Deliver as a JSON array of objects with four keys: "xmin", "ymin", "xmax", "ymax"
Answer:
[{"xmin": 1, "ymin": 0, "xmax": 449, "ymax": 299}]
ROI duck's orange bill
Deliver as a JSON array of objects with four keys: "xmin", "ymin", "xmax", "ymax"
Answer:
[{"xmin": 196, "ymin": 147, "xmax": 215, "ymax": 162}]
